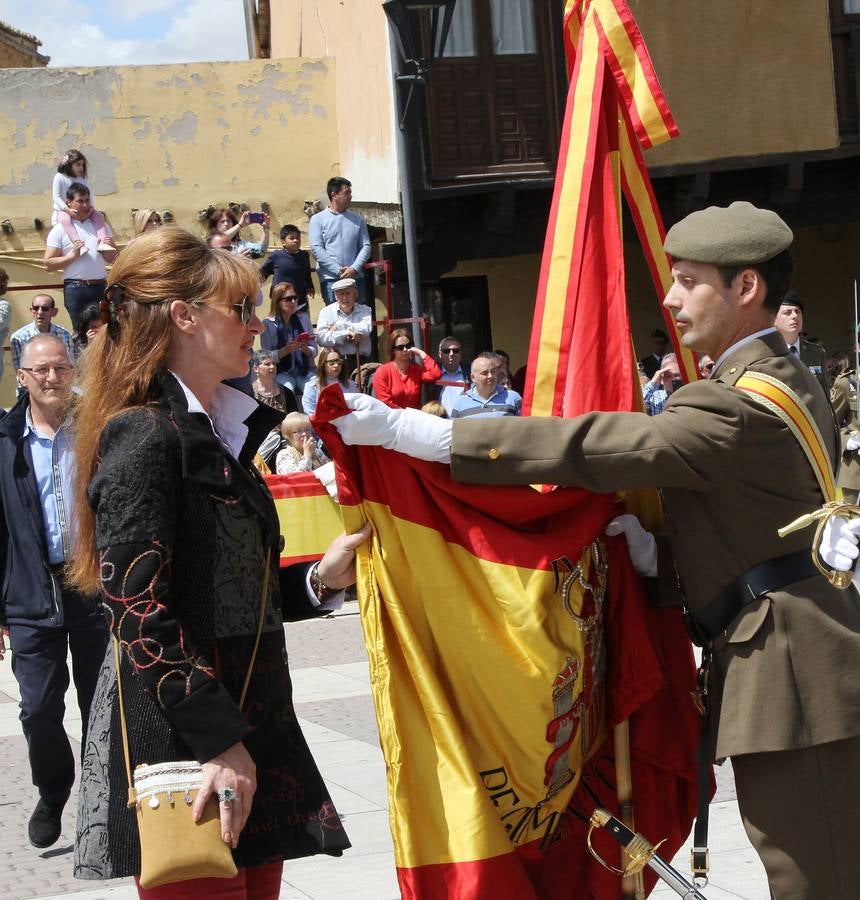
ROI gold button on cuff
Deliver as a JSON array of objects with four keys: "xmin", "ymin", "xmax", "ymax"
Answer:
[
  {"xmin": 729, "ymin": 366, "xmax": 738, "ymax": 374},
  {"xmin": 488, "ymin": 448, "xmax": 501, "ymax": 460}
]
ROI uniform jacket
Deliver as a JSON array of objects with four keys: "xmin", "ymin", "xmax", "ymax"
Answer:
[
  {"xmin": 0, "ymin": 395, "xmax": 73, "ymax": 626},
  {"xmin": 450, "ymin": 331, "xmax": 860, "ymax": 760},
  {"xmin": 799, "ymin": 337, "xmax": 829, "ymax": 395},
  {"xmin": 74, "ymin": 371, "xmax": 349, "ymax": 880},
  {"xmin": 831, "ymin": 371, "xmax": 860, "ymax": 491}
]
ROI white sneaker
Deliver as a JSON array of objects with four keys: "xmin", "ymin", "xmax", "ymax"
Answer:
[{"xmin": 96, "ymin": 241, "xmax": 114, "ymax": 253}]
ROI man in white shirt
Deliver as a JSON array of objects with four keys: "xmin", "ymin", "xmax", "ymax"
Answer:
[
  {"xmin": 315, "ymin": 278, "xmax": 373, "ymax": 372},
  {"xmin": 44, "ymin": 183, "xmax": 116, "ymax": 332}
]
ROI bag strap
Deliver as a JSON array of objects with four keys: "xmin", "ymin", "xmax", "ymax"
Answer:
[
  {"xmin": 114, "ymin": 637, "xmax": 137, "ymax": 809},
  {"xmin": 114, "ymin": 549, "xmax": 272, "ymax": 804},
  {"xmin": 735, "ymin": 371, "xmax": 837, "ymax": 501}
]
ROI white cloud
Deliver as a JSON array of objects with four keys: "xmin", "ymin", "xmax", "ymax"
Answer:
[{"xmin": 0, "ymin": 0, "xmax": 249, "ymax": 67}]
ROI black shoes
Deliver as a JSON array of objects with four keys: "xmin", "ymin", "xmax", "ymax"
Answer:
[{"xmin": 28, "ymin": 797, "xmax": 64, "ymax": 848}]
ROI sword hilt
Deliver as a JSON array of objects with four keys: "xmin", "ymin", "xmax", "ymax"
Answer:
[{"xmin": 587, "ymin": 809, "xmax": 664, "ymax": 876}]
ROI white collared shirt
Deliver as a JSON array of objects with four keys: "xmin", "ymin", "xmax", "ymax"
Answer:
[{"xmin": 169, "ymin": 370, "xmax": 258, "ymax": 459}]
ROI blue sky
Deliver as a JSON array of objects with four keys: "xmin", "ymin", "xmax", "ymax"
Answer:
[{"xmin": 0, "ymin": 1, "xmax": 249, "ymax": 67}]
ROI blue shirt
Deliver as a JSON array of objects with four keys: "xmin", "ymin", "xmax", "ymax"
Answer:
[
  {"xmin": 24, "ymin": 410, "xmax": 76, "ymax": 564},
  {"xmin": 642, "ymin": 380, "xmax": 671, "ymax": 415},
  {"xmin": 259, "ymin": 249, "xmax": 314, "ymax": 300},
  {"xmin": 437, "ymin": 365, "xmax": 467, "ymax": 415},
  {"xmin": 451, "ymin": 385, "xmax": 522, "ymax": 419},
  {"xmin": 308, "ymin": 208, "xmax": 371, "ymax": 281}
]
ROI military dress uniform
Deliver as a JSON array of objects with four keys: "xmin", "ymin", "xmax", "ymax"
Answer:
[
  {"xmin": 831, "ymin": 370, "xmax": 860, "ymax": 503},
  {"xmin": 798, "ymin": 338, "xmax": 828, "ymax": 395},
  {"xmin": 446, "ymin": 203, "xmax": 860, "ymax": 899}
]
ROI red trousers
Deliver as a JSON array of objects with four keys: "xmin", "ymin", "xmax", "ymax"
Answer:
[{"xmin": 135, "ymin": 861, "xmax": 284, "ymax": 900}]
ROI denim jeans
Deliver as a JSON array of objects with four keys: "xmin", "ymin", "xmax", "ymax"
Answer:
[
  {"xmin": 10, "ymin": 587, "xmax": 108, "ymax": 803},
  {"xmin": 63, "ymin": 280, "xmax": 105, "ymax": 333}
]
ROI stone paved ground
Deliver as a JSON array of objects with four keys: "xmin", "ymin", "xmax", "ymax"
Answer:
[{"xmin": 1, "ymin": 608, "xmax": 768, "ymax": 899}]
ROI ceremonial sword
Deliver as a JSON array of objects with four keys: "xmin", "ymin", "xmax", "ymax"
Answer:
[
  {"xmin": 854, "ymin": 279, "xmax": 859, "ymax": 430},
  {"xmin": 587, "ymin": 808, "xmax": 708, "ymax": 899}
]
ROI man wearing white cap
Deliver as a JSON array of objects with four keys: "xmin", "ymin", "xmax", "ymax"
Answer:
[{"xmin": 315, "ymin": 277, "xmax": 372, "ymax": 370}]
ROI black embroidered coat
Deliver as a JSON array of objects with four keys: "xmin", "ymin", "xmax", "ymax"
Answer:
[{"xmin": 75, "ymin": 372, "xmax": 349, "ymax": 880}]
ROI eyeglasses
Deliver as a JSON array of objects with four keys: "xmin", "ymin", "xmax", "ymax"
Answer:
[
  {"xmin": 442, "ymin": 347, "xmax": 460, "ymax": 354},
  {"xmin": 394, "ymin": 343, "xmax": 413, "ymax": 351},
  {"xmin": 231, "ymin": 296, "xmax": 255, "ymax": 325},
  {"xmin": 31, "ymin": 305, "xmax": 53, "ymax": 313},
  {"xmin": 324, "ymin": 359, "xmax": 344, "ymax": 367},
  {"xmin": 19, "ymin": 364, "xmax": 74, "ymax": 380}
]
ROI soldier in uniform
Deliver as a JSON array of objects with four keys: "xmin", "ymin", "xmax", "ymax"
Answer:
[
  {"xmin": 332, "ymin": 202, "xmax": 860, "ymax": 899},
  {"xmin": 830, "ymin": 350, "xmax": 860, "ymax": 502},
  {"xmin": 775, "ymin": 291, "xmax": 829, "ymax": 394}
]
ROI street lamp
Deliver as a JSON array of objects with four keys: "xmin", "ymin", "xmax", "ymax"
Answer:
[
  {"xmin": 383, "ymin": 0, "xmax": 456, "ymax": 127},
  {"xmin": 382, "ymin": 0, "xmax": 456, "ymax": 348}
]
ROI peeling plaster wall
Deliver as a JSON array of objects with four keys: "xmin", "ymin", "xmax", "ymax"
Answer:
[
  {"xmin": 0, "ymin": 58, "xmax": 339, "ymax": 407},
  {"xmin": 0, "ymin": 59, "xmax": 338, "ymax": 247},
  {"xmin": 269, "ymin": 0, "xmax": 398, "ymax": 204}
]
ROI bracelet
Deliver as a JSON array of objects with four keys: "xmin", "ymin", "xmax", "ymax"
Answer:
[{"xmin": 309, "ymin": 562, "xmax": 338, "ymax": 602}]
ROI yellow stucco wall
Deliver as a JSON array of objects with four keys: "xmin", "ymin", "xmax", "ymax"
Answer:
[
  {"xmin": 636, "ymin": 0, "xmax": 839, "ymax": 168},
  {"xmin": 269, "ymin": 0, "xmax": 398, "ymax": 204},
  {"xmin": 0, "ymin": 58, "xmax": 340, "ymax": 408}
]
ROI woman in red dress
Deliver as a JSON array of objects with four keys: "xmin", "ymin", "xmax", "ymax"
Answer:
[{"xmin": 373, "ymin": 328, "xmax": 442, "ymax": 409}]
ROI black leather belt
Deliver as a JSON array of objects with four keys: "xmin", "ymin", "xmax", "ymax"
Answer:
[
  {"xmin": 63, "ymin": 278, "xmax": 106, "ymax": 286},
  {"xmin": 687, "ymin": 548, "xmax": 819, "ymax": 645}
]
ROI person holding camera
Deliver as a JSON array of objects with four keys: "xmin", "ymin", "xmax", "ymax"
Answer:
[
  {"xmin": 642, "ymin": 351, "xmax": 682, "ymax": 415},
  {"xmin": 373, "ymin": 328, "xmax": 442, "ymax": 410},
  {"xmin": 206, "ymin": 207, "xmax": 270, "ymax": 259},
  {"xmin": 260, "ymin": 281, "xmax": 316, "ymax": 397}
]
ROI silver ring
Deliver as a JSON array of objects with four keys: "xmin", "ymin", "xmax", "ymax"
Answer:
[{"xmin": 217, "ymin": 787, "xmax": 236, "ymax": 804}]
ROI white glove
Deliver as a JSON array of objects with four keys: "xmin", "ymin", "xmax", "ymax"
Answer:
[
  {"xmin": 313, "ymin": 461, "xmax": 338, "ymax": 501},
  {"xmin": 332, "ymin": 393, "xmax": 453, "ymax": 463},
  {"xmin": 819, "ymin": 514, "xmax": 860, "ymax": 572},
  {"xmin": 847, "ymin": 432, "xmax": 860, "ymax": 452},
  {"xmin": 605, "ymin": 513, "xmax": 658, "ymax": 577}
]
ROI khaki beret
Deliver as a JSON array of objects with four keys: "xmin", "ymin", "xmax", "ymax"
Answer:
[
  {"xmin": 332, "ymin": 277, "xmax": 357, "ymax": 292},
  {"xmin": 664, "ymin": 201, "xmax": 793, "ymax": 266}
]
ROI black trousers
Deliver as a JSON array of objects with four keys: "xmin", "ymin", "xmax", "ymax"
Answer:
[{"xmin": 9, "ymin": 587, "xmax": 108, "ymax": 804}]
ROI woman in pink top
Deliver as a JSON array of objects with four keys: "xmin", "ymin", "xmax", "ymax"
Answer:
[{"xmin": 373, "ymin": 328, "xmax": 442, "ymax": 409}]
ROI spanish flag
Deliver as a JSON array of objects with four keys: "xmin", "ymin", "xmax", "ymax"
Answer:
[
  {"xmin": 267, "ymin": 472, "xmax": 343, "ymax": 566},
  {"xmin": 525, "ymin": 0, "xmax": 696, "ymax": 419},
  {"xmin": 314, "ymin": 390, "xmax": 699, "ymax": 898}
]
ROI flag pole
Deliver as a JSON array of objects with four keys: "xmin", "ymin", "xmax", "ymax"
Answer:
[{"xmin": 614, "ymin": 721, "xmax": 646, "ymax": 899}]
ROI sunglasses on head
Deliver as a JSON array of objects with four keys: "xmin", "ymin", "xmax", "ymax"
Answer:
[{"xmin": 232, "ymin": 295, "xmax": 255, "ymax": 325}]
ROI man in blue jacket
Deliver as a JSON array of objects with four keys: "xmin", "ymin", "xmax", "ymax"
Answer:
[{"xmin": 0, "ymin": 334, "xmax": 108, "ymax": 848}]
